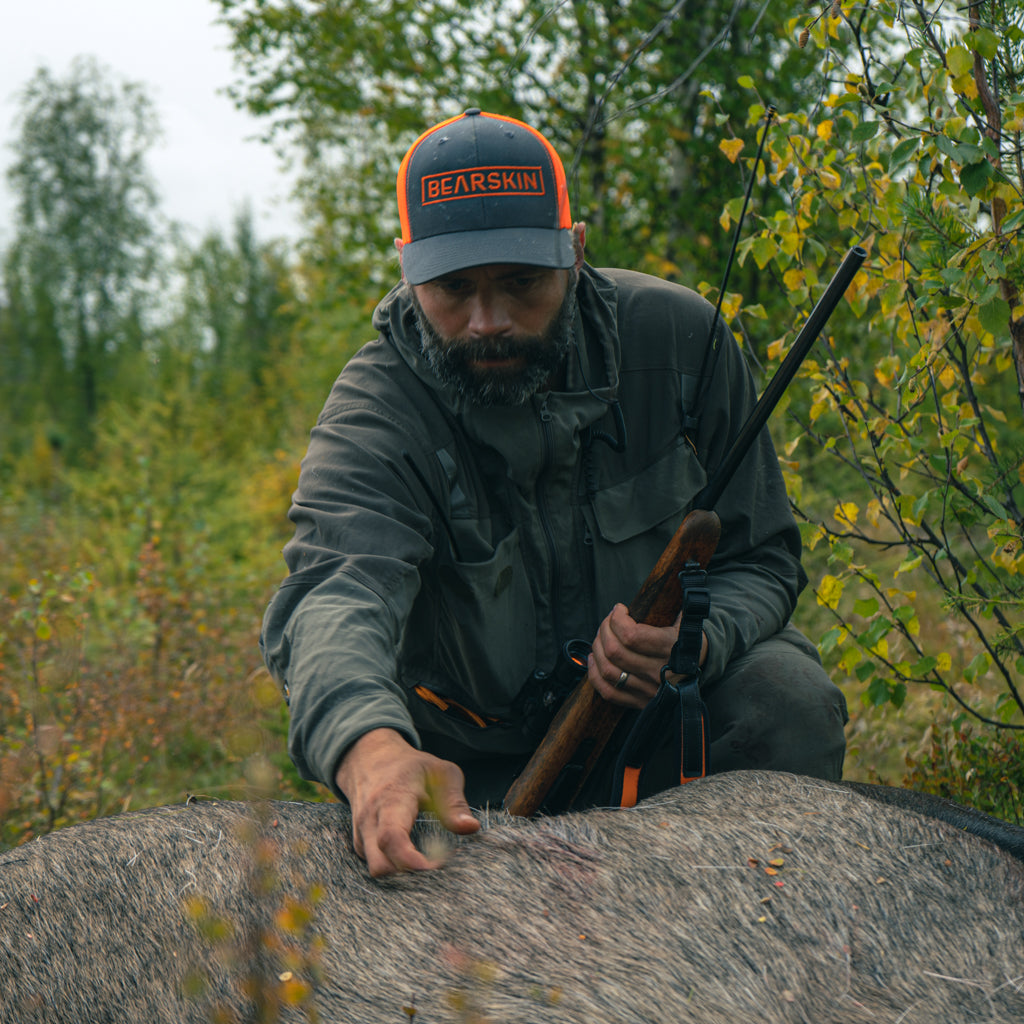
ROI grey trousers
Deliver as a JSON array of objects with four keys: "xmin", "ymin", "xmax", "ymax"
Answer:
[{"xmin": 463, "ymin": 624, "xmax": 849, "ymax": 810}]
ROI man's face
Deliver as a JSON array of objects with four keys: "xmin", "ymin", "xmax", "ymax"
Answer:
[{"xmin": 409, "ymin": 264, "xmax": 577, "ymax": 406}]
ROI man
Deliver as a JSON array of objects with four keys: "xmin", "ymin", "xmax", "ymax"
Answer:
[{"xmin": 262, "ymin": 109, "xmax": 849, "ymax": 877}]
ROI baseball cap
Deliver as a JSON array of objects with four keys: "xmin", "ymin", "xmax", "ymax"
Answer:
[{"xmin": 397, "ymin": 109, "xmax": 575, "ymax": 285}]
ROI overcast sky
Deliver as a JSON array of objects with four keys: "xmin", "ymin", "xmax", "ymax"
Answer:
[{"xmin": 1, "ymin": 0, "xmax": 301, "ymax": 249}]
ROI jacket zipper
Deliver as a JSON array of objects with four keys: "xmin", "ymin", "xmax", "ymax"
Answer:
[{"xmin": 536, "ymin": 394, "xmax": 563, "ymax": 660}]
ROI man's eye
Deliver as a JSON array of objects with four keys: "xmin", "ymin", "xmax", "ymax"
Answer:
[
  {"xmin": 427, "ymin": 279, "xmax": 467, "ymax": 298},
  {"xmin": 511, "ymin": 275, "xmax": 542, "ymax": 290}
]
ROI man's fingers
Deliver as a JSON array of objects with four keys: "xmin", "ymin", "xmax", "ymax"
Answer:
[
  {"xmin": 427, "ymin": 765, "xmax": 481, "ymax": 836},
  {"xmin": 369, "ymin": 822, "xmax": 435, "ymax": 878},
  {"xmin": 360, "ymin": 797, "xmax": 436, "ymax": 878}
]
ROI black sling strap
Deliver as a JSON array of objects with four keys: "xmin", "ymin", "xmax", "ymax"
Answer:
[{"xmin": 609, "ymin": 562, "xmax": 711, "ymax": 807}]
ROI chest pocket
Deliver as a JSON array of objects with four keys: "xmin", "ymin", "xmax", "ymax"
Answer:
[
  {"xmin": 434, "ymin": 524, "xmax": 537, "ymax": 706},
  {"xmin": 587, "ymin": 438, "xmax": 708, "ymax": 614}
]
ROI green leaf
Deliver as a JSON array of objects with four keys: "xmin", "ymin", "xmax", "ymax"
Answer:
[
  {"xmin": 819, "ymin": 626, "xmax": 845, "ymax": 655},
  {"xmin": 737, "ymin": 75, "xmax": 755, "ymax": 89},
  {"xmin": 859, "ymin": 618, "xmax": 892, "ymax": 648},
  {"xmin": 851, "ymin": 120, "xmax": 879, "ymax": 143},
  {"xmin": 947, "ymin": 44, "xmax": 973, "ymax": 77},
  {"xmin": 888, "ymin": 137, "xmax": 920, "ymax": 173},
  {"xmin": 982, "ymin": 492, "xmax": 1010, "ymax": 518},
  {"xmin": 978, "ymin": 296, "xmax": 1010, "ymax": 335},
  {"xmin": 854, "ymin": 597, "xmax": 879, "ymax": 617},
  {"xmin": 1001, "ymin": 207, "xmax": 1024, "ymax": 232},
  {"xmin": 751, "ymin": 234, "xmax": 776, "ymax": 270},
  {"xmin": 866, "ymin": 676, "xmax": 891, "ymax": 706},
  {"xmin": 964, "ymin": 651, "xmax": 991, "ymax": 683},
  {"xmin": 979, "ymin": 250, "xmax": 1007, "ymax": 279},
  {"xmin": 966, "ymin": 28, "xmax": 1000, "ymax": 60},
  {"xmin": 960, "ymin": 160, "xmax": 993, "ymax": 196},
  {"xmin": 911, "ymin": 655, "xmax": 937, "ymax": 675}
]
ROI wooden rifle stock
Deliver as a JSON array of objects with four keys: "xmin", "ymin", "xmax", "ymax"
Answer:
[
  {"xmin": 502, "ymin": 509, "xmax": 721, "ymax": 817},
  {"xmin": 502, "ymin": 245, "xmax": 867, "ymax": 818}
]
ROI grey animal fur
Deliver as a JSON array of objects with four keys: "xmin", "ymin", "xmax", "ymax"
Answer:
[{"xmin": 2, "ymin": 770, "xmax": 1023, "ymax": 1023}]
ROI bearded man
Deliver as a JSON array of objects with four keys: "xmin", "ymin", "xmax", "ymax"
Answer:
[{"xmin": 261, "ymin": 109, "xmax": 848, "ymax": 877}]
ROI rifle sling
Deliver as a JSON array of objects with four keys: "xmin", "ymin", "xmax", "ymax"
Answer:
[{"xmin": 610, "ymin": 564, "xmax": 711, "ymax": 807}]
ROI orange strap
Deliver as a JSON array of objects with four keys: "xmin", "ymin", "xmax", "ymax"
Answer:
[{"xmin": 619, "ymin": 766, "xmax": 642, "ymax": 808}]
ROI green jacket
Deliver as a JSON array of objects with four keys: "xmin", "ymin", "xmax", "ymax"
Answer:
[{"xmin": 261, "ymin": 265, "xmax": 806, "ymax": 793}]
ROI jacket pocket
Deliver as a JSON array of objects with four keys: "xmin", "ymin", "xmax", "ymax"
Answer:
[
  {"xmin": 590, "ymin": 438, "xmax": 706, "ymax": 543},
  {"xmin": 586, "ymin": 439, "xmax": 708, "ymax": 612},
  {"xmin": 432, "ymin": 526, "xmax": 538, "ymax": 714}
]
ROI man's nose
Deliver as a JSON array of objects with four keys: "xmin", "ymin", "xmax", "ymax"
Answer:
[{"xmin": 466, "ymin": 291, "xmax": 512, "ymax": 337}]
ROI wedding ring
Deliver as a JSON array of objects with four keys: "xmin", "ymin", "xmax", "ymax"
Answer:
[{"xmin": 615, "ymin": 670, "xmax": 629, "ymax": 689}]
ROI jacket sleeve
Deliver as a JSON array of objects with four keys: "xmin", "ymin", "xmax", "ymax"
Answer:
[
  {"xmin": 260, "ymin": 381, "xmax": 437, "ymax": 795},
  {"xmin": 689, "ymin": 319, "xmax": 808, "ymax": 687}
]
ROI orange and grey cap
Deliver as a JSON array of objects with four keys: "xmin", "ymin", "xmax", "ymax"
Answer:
[{"xmin": 397, "ymin": 109, "xmax": 574, "ymax": 285}]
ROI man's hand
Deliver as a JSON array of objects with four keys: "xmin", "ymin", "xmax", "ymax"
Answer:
[
  {"xmin": 588, "ymin": 603, "xmax": 708, "ymax": 708},
  {"xmin": 335, "ymin": 728, "xmax": 480, "ymax": 878}
]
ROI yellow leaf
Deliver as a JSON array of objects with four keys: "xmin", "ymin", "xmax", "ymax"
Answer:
[
  {"xmin": 816, "ymin": 119, "xmax": 834, "ymax": 141},
  {"xmin": 819, "ymin": 168, "xmax": 841, "ymax": 189},
  {"xmin": 719, "ymin": 138, "xmax": 745, "ymax": 163},
  {"xmin": 834, "ymin": 501, "xmax": 858, "ymax": 525},
  {"xmin": 779, "ymin": 232, "xmax": 802, "ymax": 256},
  {"xmin": 817, "ymin": 574, "xmax": 844, "ymax": 610},
  {"xmin": 866, "ymin": 499, "xmax": 883, "ymax": 527},
  {"xmin": 937, "ymin": 652, "xmax": 952, "ymax": 671},
  {"xmin": 952, "ymin": 71, "xmax": 979, "ymax": 99}
]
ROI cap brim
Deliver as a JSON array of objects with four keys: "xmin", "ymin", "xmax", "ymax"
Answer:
[{"xmin": 401, "ymin": 227, "xmax": 575, "ymax": 285}]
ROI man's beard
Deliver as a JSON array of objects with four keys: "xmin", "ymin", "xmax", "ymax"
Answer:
[{"xmin": 411, "ymin": 277, "xmax": 577, "ymax": 407}]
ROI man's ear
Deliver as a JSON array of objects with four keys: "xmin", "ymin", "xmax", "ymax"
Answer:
[
  {"xmin": 394, "ymin": 238, "xmax": 407, "ymax": 282},
  {"xmin": 571, "ymin": 222, "xmax": 586, "ymax": 271}
]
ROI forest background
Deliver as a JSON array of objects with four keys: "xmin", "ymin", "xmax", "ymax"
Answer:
[{"xmin": 1, "ymin": 0, "xmax": 1022, "ymax": 850}]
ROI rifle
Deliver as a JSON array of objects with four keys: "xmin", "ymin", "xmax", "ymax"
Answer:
[{"xmin": 502, "ymin": 244, "xmax": 867, "ymax": 817}]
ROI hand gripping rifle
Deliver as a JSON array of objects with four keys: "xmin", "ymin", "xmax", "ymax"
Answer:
[{"xmin": 502, "ymin": 243, "xmax": 867, "ymax": 817}]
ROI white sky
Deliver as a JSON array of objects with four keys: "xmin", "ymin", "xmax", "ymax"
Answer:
[{"xmin": 0, "ymin": 0, "xmax": 301, "ymax": 249}]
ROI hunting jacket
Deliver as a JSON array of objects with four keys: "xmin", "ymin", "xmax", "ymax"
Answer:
[{"xmin": 261, "ymin": 264, "xmax": 806, "ymax": 793}]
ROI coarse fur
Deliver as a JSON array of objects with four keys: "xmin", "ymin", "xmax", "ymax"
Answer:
[{"xmin": 2, "ymin": 770, "xmax": 1023, "ymax": 1023}]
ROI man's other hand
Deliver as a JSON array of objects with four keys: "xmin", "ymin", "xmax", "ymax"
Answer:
[{"xmin": 588, "ymin": 603, "xmax": 707, "ymax": 708}]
